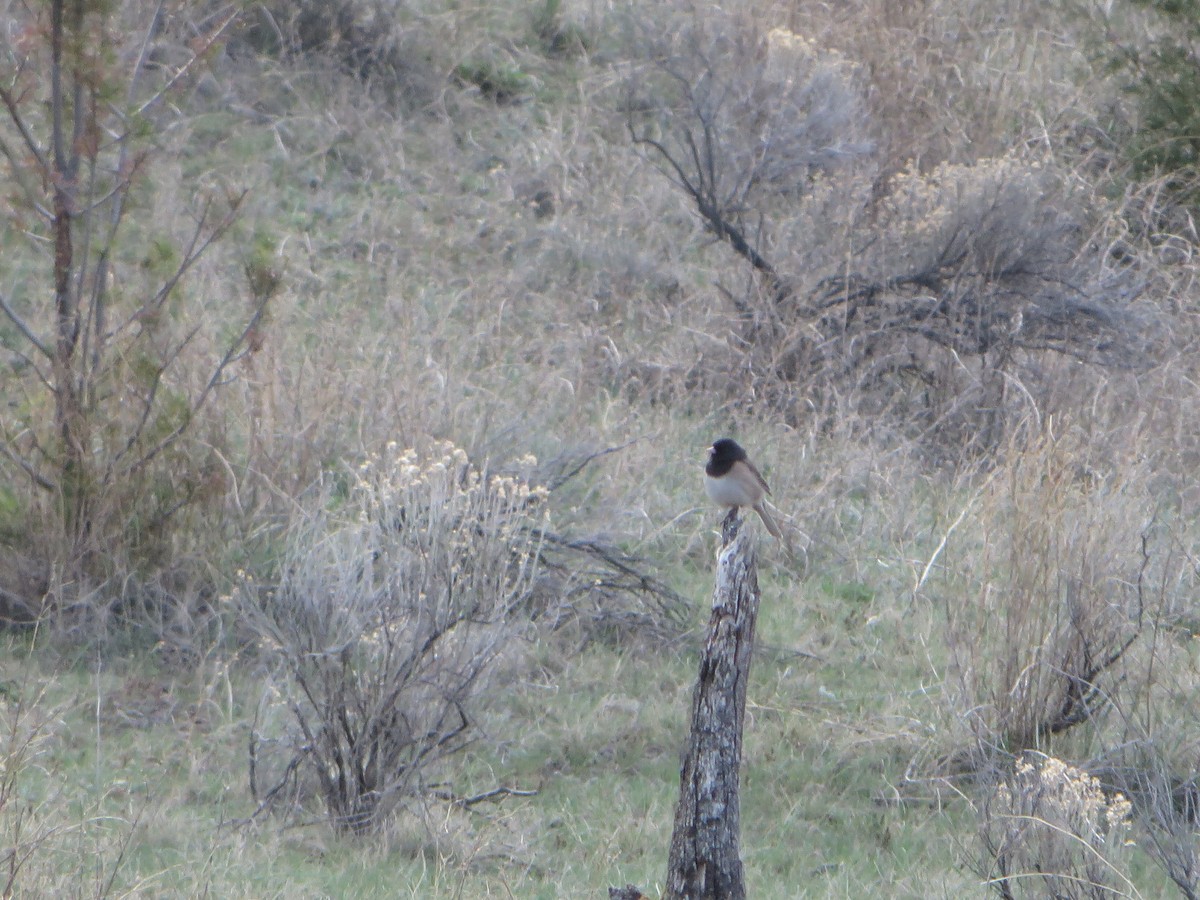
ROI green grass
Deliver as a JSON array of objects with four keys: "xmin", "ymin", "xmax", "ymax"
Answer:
[
  {"xmin": 1, "ymin": 575, "xmax": 1192, "ymax": 897},
  {"xmin": 0, "ymin": 602, "xmax": 940, "ymax": 897}
]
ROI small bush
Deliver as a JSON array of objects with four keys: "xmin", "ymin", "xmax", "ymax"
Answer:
[
  {"xmin": 626, "ymin": 11, "xmax": 870, "ymax": 246},
  {"xmin": 244, "ymin": 441, "xmax": 545, "ymax": 834},
  {"xmin": 977, "ymin": 752, "xmax": 1135, "ymax": 899}
]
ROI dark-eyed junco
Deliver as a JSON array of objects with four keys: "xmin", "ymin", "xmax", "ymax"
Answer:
[{"xmin": 704, "ymin": 438, "xmax": 783, "ymax": 539}]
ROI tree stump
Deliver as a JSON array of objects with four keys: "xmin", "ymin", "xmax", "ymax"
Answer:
[{"xmin": 664, "ymin": 510, "xmax": 761, "ymax": 900}]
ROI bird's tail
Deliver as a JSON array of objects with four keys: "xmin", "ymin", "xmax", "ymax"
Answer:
[{"xmin": 753, "ymin": 501, "xmax": 783, "ymax": 540}]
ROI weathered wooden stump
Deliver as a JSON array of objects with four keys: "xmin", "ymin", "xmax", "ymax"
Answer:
[{"xmin": 664, "ymin": 510, "xmax": 761, "ymax": 900}]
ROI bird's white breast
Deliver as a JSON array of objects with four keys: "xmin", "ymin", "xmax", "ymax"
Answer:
[{"xmin": 705, "ymin": 473, "xmax": 757, "ymax": 508}]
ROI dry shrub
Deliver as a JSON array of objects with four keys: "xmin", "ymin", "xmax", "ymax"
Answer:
[
  {"xmin": 1089, "ymin": 545, "xmax": 1200, "ymax": 900},
  {"xmin": 777, "ymin": 153, "xmax": 1149, "ymax": 450},
  {"xmin": 624, "ymin": 5, "xmax": 871, "ymax": 302},
  {"xmin": 626, "ymin": 11, "xmax": 871, "ymax": 222},
  {"xmin": 244, "ymin": 1, "xmax": 422, "ymax": 88},
  {"xmin": 240, "ymin": 0, "xmax": 570, "ymax": 114},
  {"xmin": 625, "ymin": 2, "xmax": 1152, "ymax": 454},
  {"xmin": 977, "ymin": 752, "xmax": 1136, "ymax": 899},
  {"xmin": 1103, "ymin": 743, "xmax": 1200, "ymax": 900},
  {"xmin": 941, "ymin": 425, "xmax": 1154, "ymax": 756},
  {"xmin": 244, "ymin": 441, "xmax": 544, "ymax": 834}
]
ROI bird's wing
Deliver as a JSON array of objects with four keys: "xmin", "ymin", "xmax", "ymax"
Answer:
[{"xmin": 744, "ymin": 460, "xmax": 771, "ymax": 495}]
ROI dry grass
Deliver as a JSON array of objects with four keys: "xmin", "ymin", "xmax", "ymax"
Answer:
[{"xmin": 936, "ymin": 424, "xmax": 1159, "ymax": 755}]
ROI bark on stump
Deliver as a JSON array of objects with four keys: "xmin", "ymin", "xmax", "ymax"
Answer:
[{"xmin": 664, "ymin": 510, "xmax": 761, "ymax": 900}]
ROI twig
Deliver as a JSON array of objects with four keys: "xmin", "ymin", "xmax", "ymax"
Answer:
[
  {"xmin": 439, "ymin": 786, "xmax": 539, "ymax": 808},
  {"xmin": 0, "ymin": 442, "xmax": 56, "ymax": 492},
  {"xmin": 912, "ymin": 472, "xmax": 995, "ymax": 600},
  {"xmin": 132, "ymin": 6, "xmax": 241, "ymax": 118},
  {"xmin": 546, "ymin": 439, "xmax": 637, "ymax": 491},
  {"xmin": 0, "ymin": 292, "xmax": 50, "ymax": 359}
]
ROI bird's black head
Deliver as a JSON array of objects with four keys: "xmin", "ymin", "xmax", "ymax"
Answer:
[{"xmin": 708, "ymin": 438, "xmax": 747, "ymax": 471}]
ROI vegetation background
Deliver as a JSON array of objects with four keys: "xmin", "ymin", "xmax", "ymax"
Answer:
[{"xmin": 3, "ymin": 0, "xmax": 1200, "ymax": 897}]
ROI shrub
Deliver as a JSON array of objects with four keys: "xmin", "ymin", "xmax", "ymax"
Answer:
[
  {"xmin": 977, "ymin": 752, "xmax": 1135, "ymax": 899},
  {"xmin": 242, "ymin": 0, "xmax": 448, "ymax": 112},
  {"xmin": 625, "ymin": 3, "xmax": 1151, "ymax": 450},
  {"xmin": 244, "ymin": 441, "xmax": 545, "ymax": 834},
  {"xmin": 792, "ymin": 155, "xmax": 1147, "ymax": 450},
  {"xmin": 625, "ymin": 10, "xmax": 871, "ymax": 302},
  {"xmin": 1107, "ymin": 744, "xmax": 1200, "ymax": 900}
]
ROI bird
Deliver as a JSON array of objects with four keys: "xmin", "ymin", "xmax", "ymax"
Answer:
[{"xmin": 704, "ymin": 438, "xmax": 783, "ymax": 539}]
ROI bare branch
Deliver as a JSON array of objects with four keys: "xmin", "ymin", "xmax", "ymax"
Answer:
[
  {"xmin": 122, "ymin": 285, "xmax": 268, "ymax": 477},
  {"xmin": 126, "ymin": 0, "xmax": 167, "ymax": 109},
  {"xmin": 3, "ymin": 346, "xmax": 53, "ymax": 394},
  {"xmin": 0, "ymin": 84, "xmax": 48, "ymax": 176},
  {"xmin": 109, "ymin": 322, "xmax": 201, "ymax": 474},
  {"xmin": 434, "ymin": 785, "xmax": 538, "ymax": 808},
  {"xmin": 146, "ymin": 195, "xmax": 241, "ymax": 313},
  {"xmin": 544, "ymin": 439, "xmax": 638, "ymax": 490},
  {"xmin": 0, "ymin": 441, "xmax": 56, "ymax": 492},
  {"xmin": 0, "ymin": 292, "xmax": 51, "ymax": 358},
  {"xmin": 0, "ymin": 132, "xmax": 52, "ymax": 219},
  {"xmin": 132, "ymin": 6, "xmax": 241, "ymax": 119}
]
